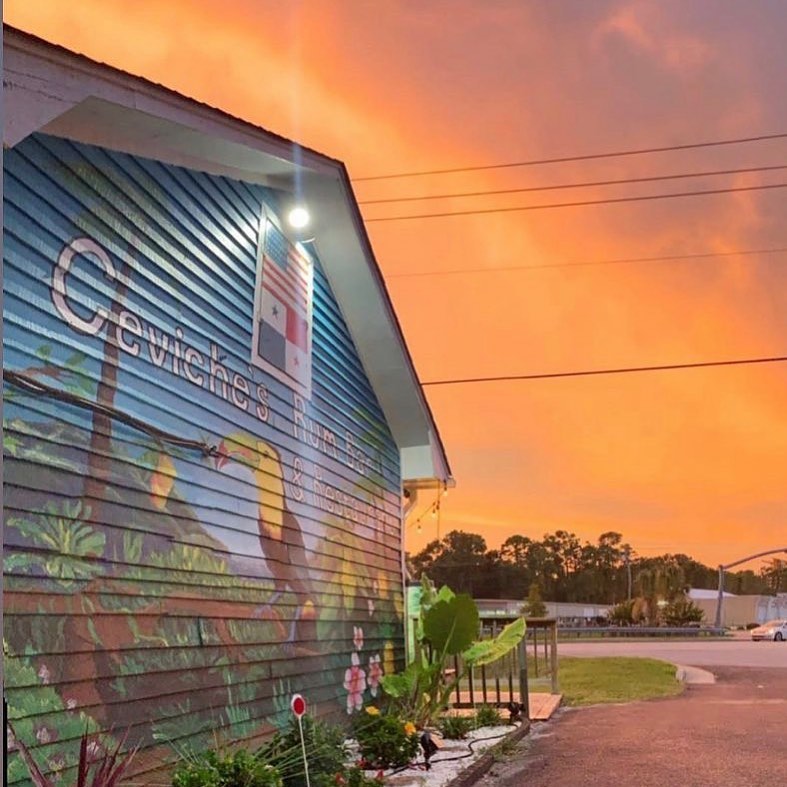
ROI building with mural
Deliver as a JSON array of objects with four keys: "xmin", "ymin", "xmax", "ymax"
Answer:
[{"xmin": 2, "ymin": 27, "xmax": 452, "ymax": 785}]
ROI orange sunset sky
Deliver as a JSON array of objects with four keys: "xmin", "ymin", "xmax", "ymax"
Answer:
[{"xmin": 5, "ymin": 0, "xmax": 786, "ymax": 569}]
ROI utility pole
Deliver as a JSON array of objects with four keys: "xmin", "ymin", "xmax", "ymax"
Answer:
[
  {"xmin": 624, "ymin": 547, "xmax": 632, "ymax": 602},
  {"xmin": 714, "ymin": 546, "xmax": 787, "ymax": 628}
]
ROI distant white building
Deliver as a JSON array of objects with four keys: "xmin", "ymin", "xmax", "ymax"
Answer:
[
  {"xmin": 474, "ymin": 598, "xmax": 612, "ymax": 624},
  {"xmin": 688, "ymin": 589, "xmax": 787, "ymax": 627},
  {"xmin": 688, "ymin": 588, "xmax": 736, "ymax": 600}
]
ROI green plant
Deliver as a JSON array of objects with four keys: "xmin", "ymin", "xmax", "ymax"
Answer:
[
  {"xmin": 662, "ymin": 597, "xmax": 705, "ymax": 627},
  {"xmin": 437, "ymin": 714, "xmax": 474, "ymax": 740},
  {"xmin": 607, "ymin": 600, "xmax": 636, "ymax": 626},
  {"xmin": 338, "ymin": 765, "xmax": 385, "ymax": 787},
  {"xmin": 473, "ymin": 705, "xmax": 502, "ymax": 728},
  {"xmin": 7, "ymin": 722, "xmax": 138, "ymax": 787},
  {"xmin": 381, "ymin": 575, "xmax": 525, "ymax": 727},
  {"xmin": 261, "ymin": 715, "xmax": 347, "ymax": 787},
  {"xmin": 351, "ymin": 708, "xmax": 419, "ymax": 769},
  {"xmin": 172, "ymin": 749, "xmax": 282, "ymax": 787},
  {"xmin": 522, "ymin": 582, "xmax": 547, "ymax": 618}
]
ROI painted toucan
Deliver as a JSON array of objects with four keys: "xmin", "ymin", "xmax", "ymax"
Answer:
[
  {"xmin": 214, "ymin": 433, "xmax": 316, "ymax": 644},
  {"xmin": 149, "ymin": 451, "xmax": 176, "ymax": 509}
]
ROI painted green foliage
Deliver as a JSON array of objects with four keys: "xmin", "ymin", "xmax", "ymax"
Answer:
[{"xmin": 3, "ymin": 134, "xmax": 405, "ymax": 786}]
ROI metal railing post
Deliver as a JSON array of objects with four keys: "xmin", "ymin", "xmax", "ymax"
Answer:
[
  {"xmin": 532, "ymin": 628, "xmax": 539, "ymax": 677},
  {"xmin": 518, "ymin": 626, "xmax": 530, "ymax": 720}
]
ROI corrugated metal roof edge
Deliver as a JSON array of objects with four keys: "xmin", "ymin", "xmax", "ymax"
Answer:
[{"xmin": 2, "ymin": 24, "xmax": 454, "ymax": 484}]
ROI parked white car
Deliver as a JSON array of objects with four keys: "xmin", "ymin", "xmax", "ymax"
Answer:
[{"xmin": 751, "ymin": 619, "xmax": 787, "ymax": 641}]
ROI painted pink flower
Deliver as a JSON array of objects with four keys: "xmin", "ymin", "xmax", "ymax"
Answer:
[
  {"xmin": 343, "ymin": 652, "xmax": 366, "ymax": 714},
  {"xmin": 353, "ymin": 626, "xmax": 364, "ymax": 651},
  {"xmin": 35, "ymin": 726, "xmax": 54, "ymax": 745},
  {"xmin": 86, "ymin": 740, "xmax": 104, "ymax": 761},
  {"xmin": 368, "ymin": 654, "xmax": 383, "ymax": 697},
  {"xmin": 37, "ymin": 664, "xmax": 51, "ymax": 684},
  {"xmin": 367, "ymin": 599, "xmax": 375, "ymax": 617},
  {"xmin": 65, "ymin": 698, "xmax": 78, "ymax": 710}
]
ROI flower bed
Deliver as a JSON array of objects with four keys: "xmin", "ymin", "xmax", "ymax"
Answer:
[{"xmin": 354, "ymin": 722, "xmax": 526, "ymax": 787}]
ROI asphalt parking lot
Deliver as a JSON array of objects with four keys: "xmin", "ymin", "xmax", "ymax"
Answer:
[{"xmin": 479, "ymin": 666, "xmax": 787, "ymax": 787}]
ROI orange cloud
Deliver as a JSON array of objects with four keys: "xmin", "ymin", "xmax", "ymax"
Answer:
[{"xmin": 7, "ymin": 0, "xmax": 786, "ymax": 571}]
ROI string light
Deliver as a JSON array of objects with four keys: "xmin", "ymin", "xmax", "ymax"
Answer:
[
  {"xmin": 406, "ymin": 485, "xmax": 449, "ymax": 535},
  {"xmin": 406, "ymin": 501, "xmax": 435, "ymax": 531}
]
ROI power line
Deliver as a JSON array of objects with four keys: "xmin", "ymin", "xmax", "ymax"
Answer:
[
  {"xmin": 358, "ymin": 164, "xmax": 787, "ymax": 205},
  {"xmin": 353, "ymin": 131, "xmax": 787, "ymax": 181},
  {"xmin": 364, "ymin": 182, "xmax": 787, "ymax": 222},
  {"xmin": 421, "ymin": 355, "xmax": 787, "ymax": 387},
  {"xmin": 386, "ymin": 245, "xmax": 787, "ymax": 278}
]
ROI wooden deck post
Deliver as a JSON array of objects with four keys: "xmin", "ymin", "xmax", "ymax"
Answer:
[{"xmin": 550, "ymin": 620, "xmax": 559, "ymax": 694}]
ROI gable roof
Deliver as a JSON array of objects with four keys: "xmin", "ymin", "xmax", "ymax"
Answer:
[{"xmin": 3, "ymin": 25, "xmax": 453, "ymax": 487}]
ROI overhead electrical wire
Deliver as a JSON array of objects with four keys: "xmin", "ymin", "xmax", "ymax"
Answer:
[
  {"xmin": 363, "ymin": 182, "xmax": 787, "ymax": 222},
  {"xmin": 420, "ymin": 355, "xmax": 787, "ymax": 387},
  {"xmin": 357, "ymin": 164, "xmax": 787, "ymax": 205},
  {"xmin": 353, "ymin": 131, "xmax": 787, "ymax": 181},
  {"xmin": 385, "ymin": 245, "xmax": 787, "ymax": 278},
  {"xmin": 5, "ymin": 369, "xmax": 219, "ymax": 455}
]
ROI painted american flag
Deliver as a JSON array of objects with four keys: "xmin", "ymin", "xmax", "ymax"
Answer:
[{"xmin": 251, "ymin": 217, "xmax": 313, "ymax": 398}]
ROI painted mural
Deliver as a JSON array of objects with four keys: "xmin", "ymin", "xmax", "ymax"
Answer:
[{"xmin": 3, "ymin": 133, "xmax": 404, "ymax": 785}]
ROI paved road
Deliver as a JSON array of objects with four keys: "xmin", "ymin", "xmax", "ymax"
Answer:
[
  {"xmin": 557, "ymin": 638, "xmax": 787, "ymax": 668},
  {"xmin": 480, "ymin": 667, "xmax": 787, "ymax": 787}
]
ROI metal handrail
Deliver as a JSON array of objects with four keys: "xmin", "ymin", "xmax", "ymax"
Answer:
[{"xmin": 557, "ymin": 626, "xmax": 726, "ymax": 637}]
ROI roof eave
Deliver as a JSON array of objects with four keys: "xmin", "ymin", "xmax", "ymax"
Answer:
[{"xmin": 2, "ymin": 24, "xmax": 453, "ymax": 485}]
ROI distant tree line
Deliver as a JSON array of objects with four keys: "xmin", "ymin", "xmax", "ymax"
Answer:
[{"xmin": 407, "ymin": 530, "xmax": 786, "ymax": 605}]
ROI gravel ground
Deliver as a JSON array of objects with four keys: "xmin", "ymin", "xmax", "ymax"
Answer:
[{"xmin": 380, "ymin": 724, "xmax": 521, "ymax": 787}]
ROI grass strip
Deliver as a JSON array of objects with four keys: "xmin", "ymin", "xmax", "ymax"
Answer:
[{"xmin": 558, "ymin": 656, "xmax": 684, "ymax": 706}]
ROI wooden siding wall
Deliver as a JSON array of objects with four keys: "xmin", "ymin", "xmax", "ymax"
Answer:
[{"xmin": 3, "ymin": 133, "xmax": 404, "ymax": 785}]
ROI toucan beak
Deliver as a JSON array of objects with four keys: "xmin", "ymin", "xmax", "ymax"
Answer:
[{"xmin": 214, "ymin": 441, "xmax": 229, "ymax": 470}]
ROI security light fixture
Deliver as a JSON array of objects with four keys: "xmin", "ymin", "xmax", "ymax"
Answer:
[{"xmin": 287, "ymin": 205, "xmax": 310, "ymax": 230}]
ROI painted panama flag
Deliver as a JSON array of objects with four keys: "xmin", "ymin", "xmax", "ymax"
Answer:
[{"xmin": 252, "ymin": 215, "xmax": 314, "ymax": 398}]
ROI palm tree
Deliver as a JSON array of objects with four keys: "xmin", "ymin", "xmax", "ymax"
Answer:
[{"xmin": 635, "ymin": 562, "xmax": 687, "ymax": 625}]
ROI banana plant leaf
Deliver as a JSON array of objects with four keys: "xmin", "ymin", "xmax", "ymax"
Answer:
[
  {"xmin": 422, "ymin": 593, "xmax": 479, "ymax": 656},
  {"xmin": 380, "ymin": 661, "xmax": 425, "ymax": 698},
  {"xmin": 462, "ymin": 617, "xmax": 526, "ymax": 667}
]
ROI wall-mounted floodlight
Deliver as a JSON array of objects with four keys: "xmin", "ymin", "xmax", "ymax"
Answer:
[{"xmin": 287, "ymin": 206, "xmax": 310, "ymax": 230}]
